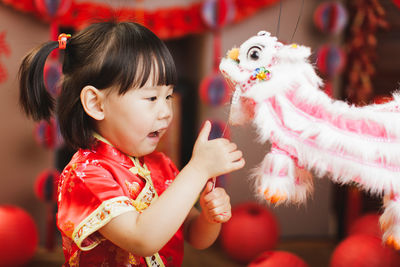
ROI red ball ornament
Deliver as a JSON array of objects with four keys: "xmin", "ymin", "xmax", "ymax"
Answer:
[
  {"xmin": 330, "ymin": 234, "xmax": 400, "ymax": 267},
  {"xmin": 34, "ymin": 0, "xmax": 72, "ymax": 19},
  {"xmin": 44, "ymin": 60, "xmax": 62, "ymax": 97},
  {"xmin": 34, "ymin": 118, "xmax": 63, "ymax": 149},
  {"xmin": 248, "ymin": 250, "xmax": 309, "ymax": 267},
  {"xmin": 199, "ymin": 73, "xmax": 231, "ymax": 107},
  {"xmin": 34, "ymin": 168, "xmax": 60, "ymax": 202},
  {"xmin": 348, "ymin": 213, "xmax": 382, "ymax": 239},
  {"xmin": 316, "ymin": 45, "xmax": 346, "ymax": 77},
  {"xmin": 201, "ymin": 0, "xmax": 235, "ymax": 29},
  {"xmin": 313, "ymin": 2, "xmax": 348, "ymax": 34},
  {"xmin": 220, "ymin": 202, "xmax": 279, "ymax": 263},
  {"xmin": 0, "ymin": 206, "xmax": 39, "ymax": 267}
]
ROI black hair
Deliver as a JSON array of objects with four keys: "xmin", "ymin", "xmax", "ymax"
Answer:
[{"xmin": 19, "ymin": 21, "xmax": 177, "ymax": 149}]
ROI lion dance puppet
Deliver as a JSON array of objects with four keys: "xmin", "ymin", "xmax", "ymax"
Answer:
[{"xmin": 219, "ymin": 31, "xmax": 400, "ymax": 249}]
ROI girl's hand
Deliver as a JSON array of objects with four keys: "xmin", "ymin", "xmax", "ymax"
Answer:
[
  {"xmin": 200, "ymin": 181, "xmax": 232, "ymax": 224},
  {"xmin": 190, "ymin": 121, "xmax": 245, "ymax": 179}
]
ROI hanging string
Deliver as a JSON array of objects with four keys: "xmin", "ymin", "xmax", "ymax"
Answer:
[
  {"xmin": 215, "ymin": 0, "xmax": 305, "ymax": 189},
  {"xmin": 276, "ymin": 0, "xmax": 282, "ymax": 38},
  {"xmin": 290, "ymin": 0, "xmax": 304, "ymax": 42}
]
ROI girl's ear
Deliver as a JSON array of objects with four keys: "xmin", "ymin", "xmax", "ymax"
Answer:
[{"xmin": 80, "ymin": 86, "xmax": 105, "ymax": 120}]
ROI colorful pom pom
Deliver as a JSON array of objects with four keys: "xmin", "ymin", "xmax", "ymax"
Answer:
[{"xmin": 252, "ymin": 67, "xmax": 271, "ymax": 81}]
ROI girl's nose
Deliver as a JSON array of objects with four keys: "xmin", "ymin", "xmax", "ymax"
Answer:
[{"xmin": 158, "ymin": 100, "xmax": 172, "ymax": 120}]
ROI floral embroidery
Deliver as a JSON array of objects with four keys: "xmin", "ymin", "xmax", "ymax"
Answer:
[
  {"xmin": 125, "ymin": 180, "xmax": 141, "ymax": 199},
  {"xmin": 73, "ymin": 196, "xmax": 135, "ymax": 250},
  {"xmin": 128, "ymin": 253, "xmax": 141, "ymax": 265},
  {"xmin": 62, "ymin": 221, "xmax": 75, "ymax": 238},
  {"xmin": 68, "ymin": 181, "xmax": 75, "ymax": 193},
  {"xmin": 69, "ymin": 250, "xmax": 80, "ymax": 267},
  {"xmin": 165, "ymin": 179, "xmax": 173, "ymax": 187}
]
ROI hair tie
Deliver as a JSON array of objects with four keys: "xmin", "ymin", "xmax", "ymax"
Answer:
[{"xmin": 58, "ymin": 33, "xmax": 71, "ymax": 50}]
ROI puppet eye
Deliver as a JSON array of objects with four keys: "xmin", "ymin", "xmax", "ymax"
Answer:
[{"xmin": 247, "ymin": 46, "xmax": 262, "ymax": 61}]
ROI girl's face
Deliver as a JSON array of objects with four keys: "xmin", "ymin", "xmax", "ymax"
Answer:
[{"xmin": 99, "ymin": 83, "xmax": 174, "ymax": 157}]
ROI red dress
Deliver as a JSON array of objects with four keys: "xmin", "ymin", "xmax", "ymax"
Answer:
[{"xmin": 57, "ymin": 138, "xmax": 184, "ymax": 266}]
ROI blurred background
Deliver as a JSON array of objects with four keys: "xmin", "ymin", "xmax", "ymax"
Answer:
[{"xmin": 0, "ymin": 0, "xmax": 400, "ymax": 266}]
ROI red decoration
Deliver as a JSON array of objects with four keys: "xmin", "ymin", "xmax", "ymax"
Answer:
[
  {"xmin": 34, "ymin": 0, "xmax": 71, "ymax": 19},
  {"xmin": 393, "ymin": 0, "xmax": 400, "ymax": 9},
  {"xmin": 316, "ymin": 44, "xmax": 346, "ymax": 77},
  {"xmin": 34, "ymin": 168, "xmax": 59, "ymax": 251},
  {"xmin": 0, "ymin": 205, "xmax": 39, "ymax": 266},
  {"xmin": 313, "ymin": 2, "xmax": 348, "ymax": 35},
  {"xmin": 344, "ymin": 0, "xmax": 388, "ymax": 105},
  {"xmin": 0, "ymin": 0, "xmax": 282, "ymax": 39},
  {"xmin": 348, "ymin": 213, "xmax": 382, "ymax": 239},
  {"xmin": 248, "ymin": 251, "xmax": 309, "ymax": 267},
  {"xmin": 344, "ymin": 186, "xmax": 362, "ymax": 235},
  {"xmin": 44, "ymin": 60, "xmax": 62, "ymax": 96},
  {"xmin": 34, "ymin": 118, "xmax": 63, "ymax": 149},
  {"xmin": 201, "ymin": 0, "xmax": 235, "ymax": 29},
  {"xmin": 323, "ymin": 81, "xmax": 334, "ymax": 98},
  {"xmin": 199, "ymin": 74, "xmax": 230, "ymax": 106},
  {"xmin": 0, "ymin": 31, "xmax": 10, "ymax": 84},
  {"xmin": 374, "ymin": 95, "xmax": 394, "ymax": 104},
  {"xmin": 34, "ymin": 168, "xmax": 60, "ymax": 202},
  {"xmin": 330, "ymin": 234, "xmax": 400, "ymax": 267},
  {"xmin": 220, "ymin": 202, "xmax": 279, "ymax": 263}
]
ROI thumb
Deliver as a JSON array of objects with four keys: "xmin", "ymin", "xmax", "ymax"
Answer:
[
  {"xmin": 201, "ymin": 180, "xmax": 214, "ymax": 199},
  {"xmin": 196, "ymin": 120, "xmax": 211, "ymax": 143}
]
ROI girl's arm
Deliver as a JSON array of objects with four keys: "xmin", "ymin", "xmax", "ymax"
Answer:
[{"xmin": 99, "ymin": 121, "xmax": 244, "ymax": 256}]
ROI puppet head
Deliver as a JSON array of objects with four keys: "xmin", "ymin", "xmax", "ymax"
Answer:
[{"xmin": 220, "ymin": 31, "xmax": 316, "ymax": 125}]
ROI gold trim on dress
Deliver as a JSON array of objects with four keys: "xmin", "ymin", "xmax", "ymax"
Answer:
[
  {"xmin": 92, "ymin": 133, "xmax": 165, "ymax": 267},
  {"xmin": 72, "ymin": 196, "xmax": 136, "ymax": 251}
]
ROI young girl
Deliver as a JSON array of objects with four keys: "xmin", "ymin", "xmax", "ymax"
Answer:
[{"xmin": 19, "ymin": 21, "xmax": 245, "ymax": 266}]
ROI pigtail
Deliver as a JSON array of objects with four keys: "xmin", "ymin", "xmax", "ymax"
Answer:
[{"xmin": 19, "ymin": 41, "xmax": 59, "ymax": 121}]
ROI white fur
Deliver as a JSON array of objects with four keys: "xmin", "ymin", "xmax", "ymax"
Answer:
[{"xmin": 220, "ymin": 31, "xmax": 400, "ymax": 247}]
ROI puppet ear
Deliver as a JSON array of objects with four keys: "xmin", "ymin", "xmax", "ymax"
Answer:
[
  {"xmin": 276, "ymin": 43, "xmax": 311, "ymax": 63},
  {"xmin": 80, "ymin": 85, "xmax": 105, "ymax": 120}
]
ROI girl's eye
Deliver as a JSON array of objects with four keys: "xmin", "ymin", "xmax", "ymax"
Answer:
[
  {"xmin": 148, "ymin": 96, "xmax": 157, "ymax": 101},
  {"xmin": 166, "ymin": 94, "xmax": 174, "ymax": 100}
]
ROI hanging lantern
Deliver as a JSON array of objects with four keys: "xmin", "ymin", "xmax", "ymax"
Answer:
[
  {"xmin": 201, "ymin": 0, "xmax": 235, "ymax": 29},
  {"xmin": 330, "ymin": 234, "xmax": 400, "ymax": 267},
  {"xmin": 34, "ymin": 168, "xmax": 60, "ymax": 202},
  {"xmin": 34, "ymin": 0, "xmax": 72, "ymax": 19},
  {"xmin": 220, "ymin": 202, "xmax": 279, "ymax": 263},
  {"xmin": 44, "ymin": 60, "xmax": 62, "ymax": 97},
  {"xmin": 316, "ymin": 44, "xmax": 346, "ymax": 77},
  {"xmin": 313, "ymin": 2, "xmax": 348, "ymax": 35},
  {"xmin": 200, "ymin": 74, "xmax": 231, "ymax": 107},
  {"xmin": 0, "ymin": 206, "xmax": 39, "ymax": 266},
  {"xmin": 34, "ymin": 118, "xmax": 63, "ymax": 149},
  {"xmin": 249, "ymin": 251, "xmax": 309, "ymax": 267}
]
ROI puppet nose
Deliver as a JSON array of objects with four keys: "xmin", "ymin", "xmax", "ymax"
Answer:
[{"xmin": 227, "ymin": 48, "xmax": 239, "ymax": 62}]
